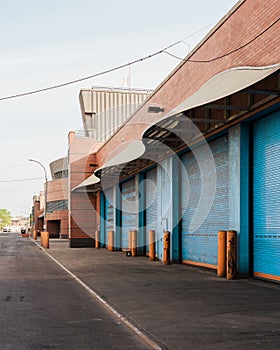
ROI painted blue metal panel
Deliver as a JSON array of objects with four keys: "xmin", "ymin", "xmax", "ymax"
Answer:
[
  {"xmin": 115, "ymin": 185, "xmax": 121, "ymax": 250},
  {"xmin": 157, "ymin": 164, "xmax": 171, "ymax": 260},
  {"xmin": 138, "ymin": 173, "xmax": 146, "ymax": 255},
  {"xmin": 100, "ymin": 191, "xmax": 106, "ymax": 248},
  {"xmin": 104, "ymin": 187, "xmax": 114, "ymax": 247},
  {"xmin": 145, "ymin": 168, "xmax": 157, "ymax": 253},
  {"xmin": 172, "ymin": 156, "xmax": 180, "ymax": 262},
  {"xmin": 253, "ymin": 110, "xmax": 280, "ymax": 281},
  {"xmin": 180, "ymin": 137, "xmax": 229, "ymax": 266},
  {"xmin": 121, "ymin": 178, "xmax": 137, "ymax": 249}
]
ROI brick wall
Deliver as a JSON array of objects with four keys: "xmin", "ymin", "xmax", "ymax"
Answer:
[
  {"xmin": 96, "ymin": 0, "xmax": 280, "ymax": 166},
  {"xmin": 68, "ymin": 133, "xmax": 100, "ymax": 246}
]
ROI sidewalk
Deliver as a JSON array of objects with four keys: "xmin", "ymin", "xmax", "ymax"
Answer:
[{"xmin": 35, "ymin": 239, "xmax": 280, "ymax": 350}]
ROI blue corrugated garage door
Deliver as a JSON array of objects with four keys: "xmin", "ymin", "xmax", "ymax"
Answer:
[
  {"xmin": 253, "ymin": 110, "xmax": 280, "ymax": 282},
  {"xmin": 121, "ymin": 178, "xmax": 137, "ymax": 250},
  {"xmin": 105, "ymin": 187, "xmax": 114, "ymax": 247},
  {"xmin": 145, "ymin": 168, "xmax": 157, "ymax": 254},
  {"xmin": 180, "ymin": 136, "xmax": 229, "ymax": 268}
]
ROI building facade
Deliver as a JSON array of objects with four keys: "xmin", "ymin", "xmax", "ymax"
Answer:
[
  {"xmin": 68, "ymin": 87, "xmax": 151, "ymax": 247},
  {"xmin": 70, "ymin": 0, "xmax": 280, "ymax": 283},
  {"xmin": 46, "ymin": 157, "xmax": 69, "ymax": 238}
]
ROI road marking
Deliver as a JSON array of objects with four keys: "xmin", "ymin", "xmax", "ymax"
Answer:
[{"xmin": 34, "ymin": 241, "xmax": 163, "ymax": 350}]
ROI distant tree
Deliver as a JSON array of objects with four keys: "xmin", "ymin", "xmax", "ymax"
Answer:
[{"xmin": 0, "ymin": 209, "xmax": 11, "ymax": 229}]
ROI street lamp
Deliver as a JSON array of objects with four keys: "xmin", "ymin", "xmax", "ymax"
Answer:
[{"xmin": 28, "ymin": 159, "xmax": 48, "ymax": 231}]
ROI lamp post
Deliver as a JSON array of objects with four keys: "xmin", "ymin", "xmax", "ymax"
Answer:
[{"xmin": 28, "ymin": 159, "xmax": 48, "ymax": 231}]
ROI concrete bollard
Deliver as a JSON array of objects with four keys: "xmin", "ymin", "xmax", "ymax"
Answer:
[
  {"xmin": 95, "ymin": 230, "xmax": 100, "ymax": 249},
  {"xmin": 149, "ymin": 230, "xmax": 156, "ymax": 261},
  {"xmin": 131, "ymin": 230, "xmax": 137, "ymax": 257},
  {"xmin": 226, "ymin": 230, "xmax": 237, "ymax": 280},
  {"xmin": 33, "ymin": 230, "xmax": 38, "ymax": 241},
  {"xmin": 163, "ymin": 231, "xmax": 170, "ymax": 265},
  {"xmin": 217, "ymin": 230, "xmax": 227, "ymax": 277},
  {"xmin": 41, "ymin": 231, "xmax": 49, "ymax": 249},
  {"xmin": 108, "ymin": 231, "xmax": 114, "ymax": 252}
]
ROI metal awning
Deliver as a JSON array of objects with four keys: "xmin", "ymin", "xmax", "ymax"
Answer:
[
  {"xmin": 72, "ymin": 64, "xmax": 280, "ymax": 192},
  {"xmin": 72, "ymin": 140, "xmax": 146, "ymax": 191},
  {"xmin": 95, "ymin": 140, "xmax": 145, "ymax": 177},
  {"xmin": 167, "ymin": 64, "xmax": 280, "ymax": 117},
  {"xmin": 144, "ymin": 64, "xmax": 280, "ymax": 148},
  {"xmin": 71, "ymin": 173, "xmax": 101, "ymax": 192}
]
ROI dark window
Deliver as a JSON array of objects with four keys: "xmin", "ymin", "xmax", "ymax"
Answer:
[
  {"xmin": 46, "ymin": 200, "xmax": 68, "ymax": 213},
  {"xmin": 53, "ymin": 169, "xmax": 68, "ymax": 179}
]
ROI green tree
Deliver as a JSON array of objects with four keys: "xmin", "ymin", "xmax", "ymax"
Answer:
[{"xmin": 0, "ymin": 209, "xmax": 11, "ymax": 229}]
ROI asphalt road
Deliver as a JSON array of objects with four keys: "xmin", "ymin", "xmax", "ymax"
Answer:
[
  {"xmin": 46, "ymin": 238, "xmax": 280, "ymax": 350},
  {"xmin": 0, "ymin": 233, "xmax": 151, "ymax": 350}
]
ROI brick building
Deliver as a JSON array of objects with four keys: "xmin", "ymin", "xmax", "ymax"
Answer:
[
  {"xmin": 46, "ymin": 157, "xmax": 69, "ymax": 238},
  {"xmin": 69, "ymin": 0, "xmax": 280, "ymax": 282}
]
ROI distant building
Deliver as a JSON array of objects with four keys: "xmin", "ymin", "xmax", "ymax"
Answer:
[
  {"xmin": 34, "ymin": 87, "xmax": 151, "ymax": 241},
  {"xmin": 32, "ymin": 192, "xmax": 44, "ymax": 233}
]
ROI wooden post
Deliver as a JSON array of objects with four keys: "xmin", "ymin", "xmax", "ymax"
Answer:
[
  {"xmin": 41, "ymin": 231, "xmax": 49, "ymax": 249},
  {"xmin": 95, "ymin": 230, "xmax": 100, "ymax": 249},
  {"xmin": 131, "ymin": 230, "xmax": 137, "ymax": 256},
  {"xmin": 108, "ymin": 231, "xmax": 114, "ymax": 252},
  {"xmin": 149, "ymin": 230, "xmax": 156, "ymax": 261},
  {"xmin": 33, "ymin": 230, "xmax": 37, "ymax": 241},
  {"xmin": 217, "ymin": 230, "xmax": 227, "ymax": 277},
  {"xmin": 227, "ymin": 230, "xmax": 237, "ymax": 280},
  {"xmin": 163, "ymin": 231, "xmax": 170, "ymax": 265}
]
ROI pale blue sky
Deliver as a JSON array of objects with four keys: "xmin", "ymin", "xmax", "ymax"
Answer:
[{"xmin": 0, "ymin": 0, "xmax": 238, "ymax": 216}]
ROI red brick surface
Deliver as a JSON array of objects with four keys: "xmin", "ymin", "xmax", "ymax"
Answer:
[
  {"xmin": 95, "ymin": 0, "xmax": 280, "ymax": 167},
  {"xmin": 67, "ymin": 0, "xmax": 280, "ymax": 243}
]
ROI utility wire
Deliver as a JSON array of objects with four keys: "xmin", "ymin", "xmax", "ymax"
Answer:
[
  {"xmin": 163, "ymin": 51, "xmax": 184, "ymax": 61},
  {"xmin": 0, "ymin": 16, "xmax": 278, "ymax": 102},
  {"xmin": 0, "ymin": 21, "xmax": 220, "ymax": 102},
  {"xmin": 164, "ymin": 17, "xmax": 280, "ymax": 62},
  {"xmin": 0, "ymin": 40, "xmax": 181, "ymax": 102}
]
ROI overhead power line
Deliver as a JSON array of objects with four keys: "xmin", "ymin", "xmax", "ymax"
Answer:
[
  {"xmin": 0, "ymin": 40, "xmax": 181, "ymax": 102},
  {"xmin": 164, "ymin": 17, "xmax": 280, "ymax": 62},
  {"xmin": 0, "ymin": 17, "xmax": 278, "ymax": 102},
  {"xmin": 188, "ymin": 16, "xmax": 280, "ymax": 63}
]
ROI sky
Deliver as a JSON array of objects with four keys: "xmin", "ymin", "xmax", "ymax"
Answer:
[{"xmin": 0, "ymin": 0, "xmax": 238, "ymax": 217}]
